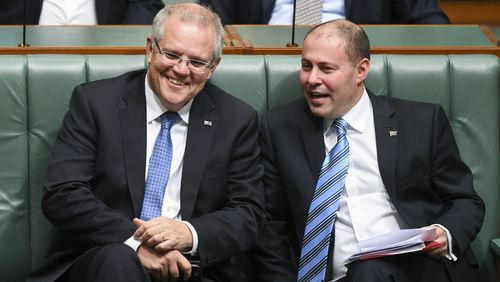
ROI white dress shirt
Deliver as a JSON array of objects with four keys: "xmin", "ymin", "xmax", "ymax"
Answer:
[
  {"xmin": 269, "ymin": 0, "xmax": 345, "ymax": 24},
  {"xmin": 125, "ymin": 76, "xmax": 199, "ymax": 255},
  {"xmin": 323, "ymin": 90, "xmax": 454, "ymax": 281},
  {"xmin": 39, "ymin": 0, "xmax": 97, "ymax": 25}
]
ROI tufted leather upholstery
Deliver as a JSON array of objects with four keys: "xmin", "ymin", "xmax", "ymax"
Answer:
[{"xmin": 0, "ymin": 54, "xmax": 497, "ymax": 281}]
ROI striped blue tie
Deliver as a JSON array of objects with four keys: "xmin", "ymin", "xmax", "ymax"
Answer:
[
  {"xmin": 140, "ymin": 112, "xmax": 180, "ymax": 221},
  {"xmin": 298, "ymin": 118, "xmax": 349, "ymax": 282}
]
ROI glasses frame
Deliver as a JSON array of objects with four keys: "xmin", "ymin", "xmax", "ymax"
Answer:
[{"xmin": 153, "ymin": 38, "xmax": 213, "ymax": 73}]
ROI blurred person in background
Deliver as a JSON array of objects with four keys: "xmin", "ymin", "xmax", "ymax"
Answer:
[
  {"xmin": 200, "ymin": 0, "xmax": 449, "ymax": 25},
  {"xmin": 0, "ymin": 0, "xmax": 164, "ymax": 25}
]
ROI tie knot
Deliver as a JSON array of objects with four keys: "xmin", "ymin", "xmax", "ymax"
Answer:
[
  {"xmin": 161, "ymin": 112, "xmax": 180, "ymax": 130},
  {"xmin": 332, "ymin": 118, "xmax": 348, "ymax": 135}
]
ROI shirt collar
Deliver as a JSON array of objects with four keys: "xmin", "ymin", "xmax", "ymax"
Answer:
[
  {"xmin": 145, "ymin": 75, "xmax": 192, "ymax": 124},
  {"xmin": 323, "ymin": 87, "xmax": 371, "ymax": 135}
]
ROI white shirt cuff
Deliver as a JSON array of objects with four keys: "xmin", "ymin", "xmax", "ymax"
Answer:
[
  {"xmin": 433, "ymin": 224, "xmax": 457, "ymax": 261},
  {"xmin": 124, "ymin": 236, "xmax": 142, "ymax": 252},
  {"xmin": 183, "ymin": 220, "xmax": 199, "ymax": 256}
]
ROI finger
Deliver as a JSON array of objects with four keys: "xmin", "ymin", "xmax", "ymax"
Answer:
[
  {"xmin": 423, "ymin": 242, "xmax": 439, "ymax": 253},
  {"xmin": 179, "ymin": 258, "xmax": 192, "ymax": 280},
  {"xmin": 147, "ymin": 232, "xmax": 167, "ymax": 248},
  {"xmin": 137, "ymin": 223, "xmax": 163, "ymax": 242},
  {"xmin": 425, "ymin": 245, "xmax": 446, "ymax": 258},
  {"xmin": 155, "ymin": 240, "xmax": 173, "ymax": 252},
  {"xmin": 161, "ymin": 266, "xmax": 170, "ymax": 282},
  {"xmin": 133, "ymin": 218, "xmax": 144, "ymax": 227},
  {"xmin": 133, "ymin": 218, "xmax": 150, "ymax": 238},
  {"xmin": 167, "ymin": 260, "xmax": 180, "ymax": 281},
  {"xmin": 134, "ymin": 225, "xmax": 145, "ymax": 239},
  {"xmin": 436, "ymin": 245, "xmax": 447, "ymax": 256},
  {"xmin": 425, "ymin": 241, "xmax": 442, "ymax": 250}
]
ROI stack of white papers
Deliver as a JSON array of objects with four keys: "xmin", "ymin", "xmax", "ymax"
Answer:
[{"xmin": 346, "ymin": 228, "xmax": 436, "ymax": 262}]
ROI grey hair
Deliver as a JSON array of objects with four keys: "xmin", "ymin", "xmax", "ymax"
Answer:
[{"xmin": 151, "ymin": 3, "xmax": 224, "ymax": 60}]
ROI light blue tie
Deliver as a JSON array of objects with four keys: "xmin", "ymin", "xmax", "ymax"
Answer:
[
  {"xmin": 140, "ymin": 112, "xmax": 180, "ymax": 221},
  {"xmin": 298, "ymin": 118, "xmax": 349, "ymax": 282}
]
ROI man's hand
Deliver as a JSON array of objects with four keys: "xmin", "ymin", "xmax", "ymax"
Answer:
[
  {"xmin": 137, "ymin": 245, "xmax": 191, "ymax": 281},
  {"xmin": 422, "ymin": 225, "xmax": 449, "ymax": 259},
  {"xmin": 133, "ymin": 217, "xmax": 193, "ymax": 252}
]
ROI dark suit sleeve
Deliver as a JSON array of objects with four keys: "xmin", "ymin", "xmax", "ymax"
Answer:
[
  {"xmin": 394, "ymin": 103, "xmax": 484, "ymax": 255},
  {"xmin": 42, "ymin": 85, "xmax": 136, "ymax": 247},
  {"xmin": 99, "ymin": 0, "xmax": 164, "ymax": 24},
  {"xmin": 200, "ymin": 0, "xmax": 238, "ymax": 25},
  {"xmin": 348, "ymin": 0, "xmax": 449, "ymax": 24},
  {"xmin": 249, "ymin": 114, "xmax": 296, "ymax": 281},
  {"xmin": 403, "ymin": 0, "xmax": 450, "ymax": 24},
  {"xmin": 428, "ymin": 105, "xmax": 484, "ymax": 253},
  {"xmin": 121, "ymin": 0, "xmax": 164, "ymax": 24},
  {"xmin": 200, "ymin": 0, "xmax": 267, "ymax": 25},
  {"xmin": 0, "ymin": 0, "xmax": 42, "ymax": 24}
]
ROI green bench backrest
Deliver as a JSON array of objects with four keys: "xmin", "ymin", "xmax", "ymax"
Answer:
[{"xmin": 0, "ymin": 54, "xmax": 497, "ymax": 282}]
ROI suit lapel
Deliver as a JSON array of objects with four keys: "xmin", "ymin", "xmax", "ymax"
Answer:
[
  {"xmin": 180, "ymin": 90, "xmax": 217, "ymax": 219},
  {"xmin": 370, "ymin": 93, "xmax": 399, "ymax": 202},
  {"xmin": 300, "ymin": 105, "xmax": 324, "ymax": 183},
  {"xmin": 298, "ymin": 101, "xmax": 324, "ymax": 233},
  {"xmin": 118, "ymin": 71, "xmax": 147, "ymax": 217}
]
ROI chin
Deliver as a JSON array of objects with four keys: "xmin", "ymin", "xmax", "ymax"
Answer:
[{"xmin": 308, "ymin": 104, "xmax": 332, "ymax": 119}]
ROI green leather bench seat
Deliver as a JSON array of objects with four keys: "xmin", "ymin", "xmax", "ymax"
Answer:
[{"xmin": 0, "ymin": 54, "xmax": 498, "ymax": 282}]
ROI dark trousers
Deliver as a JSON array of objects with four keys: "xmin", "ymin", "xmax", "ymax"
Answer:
[
  {"xmin": 59, "ymin": 243, "xmax": 151, "ymax": 282},
  {"xmin": 340, "ymin": 253, "xmax": 451, "ymax": 282}
]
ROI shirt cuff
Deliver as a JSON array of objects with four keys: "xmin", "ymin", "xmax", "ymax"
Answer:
[
  {"xmin": 183, "ymin": 220, "xmax": 199, "ymax": 256},
  {"xmin": 433, "ymin": 224, "xmax": 457, "ymax": 261},
  {"xmin": 124, "ymin": 236, "xmax": 142, "ymax": 252}
]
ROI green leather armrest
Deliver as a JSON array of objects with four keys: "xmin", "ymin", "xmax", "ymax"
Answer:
[{"xmin": 491, "ymin": 238, "xmax": 500, "ymax": 258}]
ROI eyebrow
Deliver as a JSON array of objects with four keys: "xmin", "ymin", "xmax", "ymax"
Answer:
[{"xmin": 160, "ymin": 46, "xmax": 210, "ymax": 63}]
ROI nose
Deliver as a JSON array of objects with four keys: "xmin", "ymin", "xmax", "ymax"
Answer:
[
  {"xmin": 173, "ymin": 58, "xmax": 190, "ymax": 75},
  {"xmin": 307, "ymin": 67, "xmax": 322, "ymax": 86}
]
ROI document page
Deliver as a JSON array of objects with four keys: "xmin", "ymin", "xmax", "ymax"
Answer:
[{"xmin": 347, "ymin": 227, "xmax": 436, "ymax": 262}]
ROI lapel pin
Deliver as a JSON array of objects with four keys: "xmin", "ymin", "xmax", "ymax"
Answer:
[
  {"xmin": 389, "ymin": 130, "xmax": 398, "ymax": 137},
  {"xmin": 203, "ymin": 120, "xmax": 213, "ymax": 126}
]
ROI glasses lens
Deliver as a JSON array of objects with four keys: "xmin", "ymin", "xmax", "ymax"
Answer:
[
  {"xmin": 188, "ymin": 59, "xmax": 211, "ymax": 73},
  {"xmin": 156, "ymin": 45, "xmax": 210, "ymax": 73}
]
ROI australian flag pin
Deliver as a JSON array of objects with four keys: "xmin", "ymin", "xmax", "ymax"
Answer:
[{"xmin": 203, "ymin": 120, "xmax": 213, "ymax": 126}]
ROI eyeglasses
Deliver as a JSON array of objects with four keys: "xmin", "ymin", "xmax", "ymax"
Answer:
[{"xmin": 153, "ymin": 38, "xmax": 213, "ymax": 73}]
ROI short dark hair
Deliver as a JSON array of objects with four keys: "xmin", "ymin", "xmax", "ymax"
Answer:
[{"xmin": 305, "ymin": 20, "xmax": 371, "ymax": 63}]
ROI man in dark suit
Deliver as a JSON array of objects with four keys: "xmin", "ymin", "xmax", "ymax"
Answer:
[
  {"xmin": 200, "ymin": 0, "xmax": 449, "ymax": 25},
  {"xmin": 252, "ymin": 19, "xmax": 483, "ymax": 281},
  {"xmin": 0, "ymin": 0, "xmax": 163, "ymax": 24},
  {"xmin": 28, "ymin": 3, "xmax": 264, "ymax": 282}
]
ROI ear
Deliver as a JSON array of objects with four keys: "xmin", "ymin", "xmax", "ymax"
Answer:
[
  {"xmin": 205, "ymin": 57, "xmax": 221, "ymax": 80},
  {"xmin": 356, "ymin": 58, "xmax": 370, "ymax": 85},
  {"xmin": 146, "ymin": 36, "xmax": 154, "ymax": 65}
]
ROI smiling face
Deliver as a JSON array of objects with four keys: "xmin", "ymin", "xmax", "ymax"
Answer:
[
  {"xmin": 300, "ymin": 32, "xmax": 369, "ymax": 120},
  {"xmin": 146, "ymin": 15, "xmax": 219, "ymax": 112}
]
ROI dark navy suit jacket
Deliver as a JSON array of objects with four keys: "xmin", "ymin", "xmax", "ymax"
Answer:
[
  {"xmin": 28, "ymin": 70, "xmax": 265, "ymax": 281},
  {"xmin": 252, "ymin": 92, "xmax": 483, "ymax": 281},
  {"xmin": 0, "ymin": 0, "xmax": 164, "ymax": 24},
  {"xmin": 200, "ymin": 0, "xmax": 449, "ymax": 25}
]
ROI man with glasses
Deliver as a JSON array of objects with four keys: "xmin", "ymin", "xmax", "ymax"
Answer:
[{"xmin": 28, "ymin": 3, "xmax": 264, "ymax": 282}]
